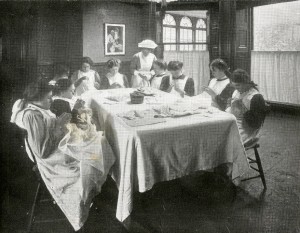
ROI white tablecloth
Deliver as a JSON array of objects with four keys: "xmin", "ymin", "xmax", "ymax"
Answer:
[{"xmin": 82, "ymin": 88, "xmax": 248, "ymax": 222}]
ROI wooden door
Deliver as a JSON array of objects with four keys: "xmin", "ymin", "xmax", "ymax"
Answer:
[
  {"xmin": 208, "ymin": 6, "xmax": 220, "ymax": 63},
  {"xmin": 234, "ymin": 7, "xmax": 252, "ymax": 73}
]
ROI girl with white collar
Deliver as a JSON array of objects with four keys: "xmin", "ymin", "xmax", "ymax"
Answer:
[
  {"xmin": 203, "ymin": 59, "xmax": 234, "ymax": 110},
  {"xmin": 101, "ymin": 59, "xmax": 129, "ymax": 89},
  {"xmin": 50, "ymin": 79, "xmax": 79, "ymax": 117},
  {"xmin": 160, "ymin": 61, "xmax": 195, "ymax": 97}
]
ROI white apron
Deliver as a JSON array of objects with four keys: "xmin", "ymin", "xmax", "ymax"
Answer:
[
  {"xmin": 226, "ymin": 88, "xmax": 261, "ymax": 145},
  {"xmin": 75, "ymin": 70, "xmax": 97, "ymax": 96},
  {"xmin": 21, "ymin": 104, "xmax": 115, "ymax": 231},
  {"xmin": 131, "ymin": 52, "xmax": 156, "ymax": 88},
  {"xmin": 208, "ymin": 77, "xmax": 230, "ymax": 108},
  {"xmin": 150, "ymin": 73, "xmax": 167, "ymax": 90},
  {"xmin": 169, "ymin": 75, "xmax": 189, "ymax": 98},
  {"xmin": 107, "ymin": 72, "xmax": 125, "ymax": 87}
]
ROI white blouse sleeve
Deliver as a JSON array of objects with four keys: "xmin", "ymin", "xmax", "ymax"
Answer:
[{"xmin": 23, "ymin": 110, "xmax": 60, "ymax": 159}]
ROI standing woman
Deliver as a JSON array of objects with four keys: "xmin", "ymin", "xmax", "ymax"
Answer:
[
  {"xmin": 203, "ymin": 59, "xmax": 235, "ymax": 110},
  {"xmin": 226, "ymin": 69, "xmax": 268, "ymax": 145},
  {"xmin": 161, "ymin": 61, "xmax": 195, "ymax": 97},
  {"xmin": 71, "ymin": 57, "xmax": 101, "ymax": 96},
  {"xmin": 130, "ymin": 39, "xmax": 157, "ymax": 88},
  {"xmin": 101, "ymin": 58, "xmax": 129, "ymax": 89}
]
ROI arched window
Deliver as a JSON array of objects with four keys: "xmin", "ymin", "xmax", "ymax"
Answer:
[
  {"xmin": 195, "ymin": 19, "xmax": 207, "ymax": 50},
  {"xmin": 180, "ymin": 16, "xmax": 192, "ymax": 27},
  {"xmin": 163, "ymin": 14, "xmax": 176, "ymax": 51},
  {"xmin": 179, "ymin": 17, "xmax": 193, "ymax": 51},
  {"xmin": 163, "ymin": 14, "xmax": 176, "ymax": 26},
  {"xmin": 161, "ymin": 12, "xmax": 208, "ymax": 52}
]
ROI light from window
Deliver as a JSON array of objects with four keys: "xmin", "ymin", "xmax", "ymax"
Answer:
[
  {"xmin": 163, "ymin": 13, "xmax": 208, "ymax": 51},
  {"xmin": 163, "ymin": 14, "xmax": 176, "ymax": 26},
  {"xmin": 180, "ymin": 17, "xmax": 192, "ymax": 27},
  {"xmin": 163, "ymin": 14, "xmax": 177, "ymax": 51},
  {"xmin": 254, "ymin": 1, "xmax": 300, "ymax": 51},
  {"xmin": 180, "ymin": 28, "xmax": 193, "ymax": 51},
  {"xmin": 195, "ymin": 29, "xmax": 207, "ymax": 51},
  {"xmin": 163, "ymin": 27, "xmax": 176, "ymax": 51},
  {"xmin": 196, "ymin": 19, "xmax": 206, "ymax": 29},
  {"xmin": 179, "ymin": 17, "xmax": 192, "ymax": 50}
]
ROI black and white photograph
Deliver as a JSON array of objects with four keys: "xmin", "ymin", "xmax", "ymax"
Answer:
[
  {"xmin": 1, "ymin": 0, "xmax": 300, "ymax": 233},
  {"xmin": 105, "ymin": 23, "xmax": 125, "ymax": 55}
]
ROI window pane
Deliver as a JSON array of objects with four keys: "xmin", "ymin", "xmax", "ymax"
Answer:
[
  {"xmin": 195, "ymin": 44, "xmax": 207, "ymax": 51},
  {"xmin": 254, "ymin": 1, "xmax": 300, "ymax": 51},
  {"xmin": 164, "ymin": 44, "xmax": 176, "ymax": 51},
  {"xmin": 163, "ymin": 14, "xmax": 176, "ymax": 26},
  {"xmin": 180, "ymin": 28, "xmax": 192, "ymax": 51},
  {"xmin": 179, "ymin": 45, "xmax": 193, "ymax": 51},
  {"xmin": 180, "ymin": 17, "xmax": 192, "ymax": 27},
  {"xmin": 163, "ymin": 27, "xmax": 176, "ymax": 43},
  {"xmin": 180, "ymin": 29, "xmax": 192, "ymax": 43},
  {"xmin": 196, "ymin": 30, "xmax": 207, "ymax": 43},
  {"xmin": 196, "ymin": 19, "xmax": 206, "ymax": 29}
]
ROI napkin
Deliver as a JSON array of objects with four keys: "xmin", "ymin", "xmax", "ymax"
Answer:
[
  {"xmin": 118, "ymin": 109, "xmax": 166, "ymax": 127},
  {"xmin": 153, "ymin": 103, "xmax": 216, "ymax": 118}
]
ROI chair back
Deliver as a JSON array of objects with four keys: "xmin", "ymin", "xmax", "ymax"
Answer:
[{"xmin": 12, "ymin": 123, "xmax": 37, "ymax": 164}]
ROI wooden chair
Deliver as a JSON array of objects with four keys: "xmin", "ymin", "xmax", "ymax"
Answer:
[
  {"xmin": 241, "ymin": 138, "xmax": 267, "ymax": 189},
  {"xmin": 20, "ymin": 132, "xmax": 67, "ymax": 233}
]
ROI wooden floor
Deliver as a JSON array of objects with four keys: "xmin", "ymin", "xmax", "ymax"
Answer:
[{"xmin": 1, "ymin": 112, "xmax": 300, "ymax": 233}]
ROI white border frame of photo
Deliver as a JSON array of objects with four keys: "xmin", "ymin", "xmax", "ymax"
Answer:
[{"xmin": 104, "ymin": 23, "xmax": 126, "ymax": 56}]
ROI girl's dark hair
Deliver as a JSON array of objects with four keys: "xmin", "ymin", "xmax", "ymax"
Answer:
[
  {"xmin": 106, "ymin": 59, "xmax": 121, "ymax": 69},
  {"xmin": 231, "ymin": 69, "xmax": 258, "ymax": 88},
  {"xmin": 81, "ymin": 57, "xmax": 94, "ymax": 66},
  {"xmin": 23, "ymin": 78, "xmax": 53, "ymax": 102},
  {"xmin": 53, "ymin": 79, "xmax": 73, "ymax": 96},
  {"xmin": 210, "ymin": 58, "xmax": 231, "ymax": 77},
  {"xmin": 167, "ymin": 61, "xmax": 183, "ymax": 71},
  {"xmin": 153, "ymin": 59, "xmax": 167, "ymax": 70}
]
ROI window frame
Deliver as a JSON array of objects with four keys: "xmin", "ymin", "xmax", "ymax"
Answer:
[
  {"xmin": 162, "ymin": 14, "xmax": 177, "ymax": 51},
  {"xmin": 162, "ymin": 13, "xmax": 208, "ymax": 52}
]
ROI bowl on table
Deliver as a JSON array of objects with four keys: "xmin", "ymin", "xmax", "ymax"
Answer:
[{"xmin": 130, "ymin": 92, "xmax": 144, "ymax": 104}]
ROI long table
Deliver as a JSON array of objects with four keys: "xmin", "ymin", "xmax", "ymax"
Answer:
[{"xmin": 82, "ymin": 88, "xmax": 248, "ymax": 222}]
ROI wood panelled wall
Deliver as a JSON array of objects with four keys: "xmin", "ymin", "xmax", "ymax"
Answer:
[{"xmin": 0, "ymin": 2, "xmax": 83, "ymax": 98}]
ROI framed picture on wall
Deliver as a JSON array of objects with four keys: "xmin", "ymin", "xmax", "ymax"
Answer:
[{"xmin": 104, "ymin": 23, "xmax": 125, "ymax": 55}]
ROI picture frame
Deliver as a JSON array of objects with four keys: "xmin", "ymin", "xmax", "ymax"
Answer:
[{"xmin": 104, "ymin": 23, "xmax": 125, "ymax": 55}]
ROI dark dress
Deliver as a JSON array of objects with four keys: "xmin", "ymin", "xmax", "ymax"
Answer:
[
  {"xmin": 99, "ymin": 74, "xmax": 129, "ymax": 90},
  {"xmin": 208, "ymin": 77, "xmax": 235, "ymax": 111},
  {"xmin": 50, "ymin": 99, "xmax": 71, "ymax": 117},
  {"xmin": 243, "ymin": 94, "xmax": 269, "ymax": 129},
  {"xmin": 160, "ymin": 74, "xmax": 195, "ymax": 96}
]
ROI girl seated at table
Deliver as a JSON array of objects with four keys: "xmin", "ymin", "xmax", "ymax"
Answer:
[
  {"xmin": 226, "ymin": 69, "xmax": 268, "ymax": 145},
  {"xmin": 11, "ymin": 78, "xmax": 115, "ymax": 231},
  {"xmin": 50, "ymin": 79, "xmax": 78, "ymax": 116},
  {"xmin": 150, "ymin": 59, "xmax": 170, "ymax": 91},
  {"xmin": 203, "ymin": 59, "xmax": 234, "ymax": 111},
  {"xmin": 71, "ymin": 57, "xmax": 101, "ymax": 96},
  {"xmin": 100, "ymin": 58, "xmax": 129, "ymax": 89},
  {"xmin": 160, "ymin": 61, "xmax": 195, "ymax": 97}
]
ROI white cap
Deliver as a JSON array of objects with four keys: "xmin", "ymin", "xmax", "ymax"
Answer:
[{"xmin": 138, "ymin": 39, "xmax": 158, "ymax": 49}]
